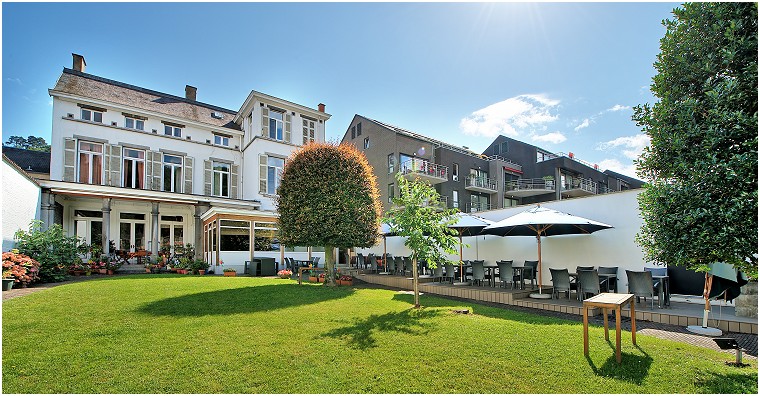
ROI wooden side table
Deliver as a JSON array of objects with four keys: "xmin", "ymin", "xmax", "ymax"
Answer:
[{"xmin": 583, "ymin": 293, "xmax": 637, "ymax": 364}]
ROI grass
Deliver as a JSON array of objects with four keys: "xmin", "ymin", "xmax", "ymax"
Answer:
[{"xmin": 2, "ymin": 275, "xmax": 757, "ymax": 393}]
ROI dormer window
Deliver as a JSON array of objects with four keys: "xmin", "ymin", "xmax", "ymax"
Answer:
[
  {"xmin": 214, "ymin": 134, "xmax": 230, "ymax": 147},
  {"xmin": 81, "ymin": 109, "xmax": 103, "ymax": 123},
  {"xmin": 125, "ymin": 116, "xmax": 144, "ymax": 131}
]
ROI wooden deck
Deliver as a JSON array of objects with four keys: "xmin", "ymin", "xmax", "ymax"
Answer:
[{"xmin": 357, "ymin": 273, "xmax": 758, "ymax": 335}]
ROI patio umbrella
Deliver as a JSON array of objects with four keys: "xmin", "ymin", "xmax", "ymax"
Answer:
[
  {"xmin": 688, "ymin": 262, "xmax": 748, "ymax": 335},
  {"xmin": 448, "ymin": 213, "xmax": 493, "ymax": 283},
  {"xmin": 378, "ymin": 223, "xmax": 396, "ymax": 274},
  {"xmin": 481, "ymin": 205, "xmax": 613, "ymax": 298}
]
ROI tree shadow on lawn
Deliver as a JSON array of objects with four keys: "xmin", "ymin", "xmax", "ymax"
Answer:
[
  {"xmin": 585, "ymin": 345, "xmax": 653, "ymax": 385},
  {"xmin": 321, "ymin": 307, "xmax": 441, "ymax": 350},
  {"xmin": 138, "ymin": 283, "xmax": 355, "ymax": 317},
  {"xmin": 693, "ymin": 370, "xmax": 759, "ymax": 394}
]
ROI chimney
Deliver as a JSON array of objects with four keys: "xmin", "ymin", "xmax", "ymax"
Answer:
[
  {"xmin": 185, "ymin": 85, "xmax": 197, "ymax": 101},
  {"xmin": 318, "ymin": 103, "xmax": 325, "ymax": 113},
  {"xmin": 72, "ymin": 53, "xmax": 86, "ymax": 72}
]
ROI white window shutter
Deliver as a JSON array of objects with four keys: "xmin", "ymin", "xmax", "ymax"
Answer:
[
  {"xmin": 184, "ymin": 157, "xmax": 193, "ymax": 194},
  {"xmin": 145, "ymin": 152, "xmax": 153, "ymax": 190},
  {"xmin": 261, "ymin": 107, "xmax": 269, "ymax": 137},
  {"xmin": 152, "ymin": 151, "xmax": 162, "ymax": 191},
  {"xmin": 284, "ymin": 113, "xmax": 292, "ymax": 143},
  {"xmin": 63, "ymin": 138, "xmax": 76, "ymax": 182},
  {"xmin": 110, "ymin": 145, "xmax": 122, "ymax": 187},
  {"xmin": 259, "ymin": 154, "xmax": 268, "ymax": 194},
  {"xmin": 230, "ymin": 164, "xmax": 239, "ymax": 199},
  {"xmin": 204, "ymin": 160, "xmax": 212, "ymax": 196}
]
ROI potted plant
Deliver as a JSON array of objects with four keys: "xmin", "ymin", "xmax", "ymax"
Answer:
[
  {"xmin": 2, "ymin": 250, "xmax": 40, "ymax": 288},
  {"xmin": 2, "ymin": 270, "xmax": 14, "ymax": 291},
  {"xmin": 338, "ymin": 275, "xmax": 353, "ymax": 286},
  {"xmin": 223, "ymin": 268, "xmax": 237, "ymax": 277},
  {"xmin": 277, "ymin": 269, "xmax": 292, "ymax": 279},
  {"xmin": 105, "ymin": 260, "xmax": 121, "ymax": 275},
  {"xmin": 193, "ymin": 260, "xmax": 209, "ymax": 275},
  {"xmin": 318, "ymin": 273, "xmax": 326, "ymax": 283},
  {"xmin": 84, "ymin": 262, "xmax": 92, "ymax": 276}
]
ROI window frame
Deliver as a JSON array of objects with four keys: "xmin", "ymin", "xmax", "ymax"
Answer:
[
  {"xmin": 452, "ymin": 163, "xmax": 459, "ymax": 181},
  {"xmin": 214, "ymin": 134, "xmax": 230, "ymax": 147},
  {"xmin": 81, "ymin": 108, "xmax": 103, "ymax": 123},
  {"xmin": 363, "ymin": 137, "xmax": 370, "ymax": 149},
  {"xmin": 302, "ymin": 119, "xmax": 316, "ymax": 145},
  {"xmin": 122, "ymin": 148, "xmax": 146, "ymax": 189},
  {"xmin": 388, "ymin": 183, "xmax": 394, "ymax": 203},
  {"xmin": 212, "ymin": 161, "xmax": 231, "ymax": 198},
  {"xmin": 266, "ymin": 156, "xmax": 285, "ymax": 195},
  {"xmin": 452, "ymin": 190, "xmax": 459, "ymax": 208},
  {"xmin": 76, "ymin": 140, "xmax": 104, "ymax": 185},
  {"xmin": 162, "ymin": 154, "xmax": 183, "ymax": 193},
  {"xmin": 125, "ymin": 116, "xmax": 145, "ymax": 131},
  {"xmin": 268, "ymin": 110, "xmax": 284, "ymax": 141},
  {"xmin": 164, "ymin": 125, "xmax": 182, "ymax": 138},
  {"xmin": 387, "ymin": 153, "xmax": 395, "ymax": 174}
]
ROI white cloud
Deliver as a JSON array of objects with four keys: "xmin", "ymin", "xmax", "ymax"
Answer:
[
  {"xmin": 598, "ymin": 159, "xmax": 639, "ymax": 179},
  {"xmin": 597, "ymin": 134, "xmax": 650, "ymax": 160},
  {"xmin": 5, "ymin": 77, "xmax": 22, "ymax": 85},
  {"xmin": 531, "ymin": 131, "xmax": 567, "ymax": 144},
  {"xmin": 459, "ymin": 94, "xmax": 560, "ymax": 138},
  {"xmin": 607, "ymin": 104, "xmax": 630, "ymax": 112},
  {"xmin": 574, "ymin": 118, "xmax": 590, "ymax": 132}
]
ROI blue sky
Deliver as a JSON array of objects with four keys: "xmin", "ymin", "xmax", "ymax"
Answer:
[{"xmin": 2, "ymin": 2, "xmax": 679, "ymax": 178}]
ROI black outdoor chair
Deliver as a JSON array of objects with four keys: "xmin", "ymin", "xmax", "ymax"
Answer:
[
  {"xmin": 577, "ymin": 269, "xmax": 602, "ymax": 300},
  {"xmin": 471, "ymin": 260, "xmax": 487, "ymax": 286},
  {"xmin": 626, "ymin": 270, "xmax": 661, "ymax": 309},
  {"xmin": 523, "ymin": 260, "xmax": 538, "ymax": 289},
  {"xmin": 496, "ymin": 260, "xmax": 517, "ymax": 289},
  {"xmin": 394, "ymin": 256, "xmax": 404, "ymax": 275},
  {"xmin": 550, "ymin": 268, "xmax": 573, "ymax": 300},
  {"xmin": 598, "ymin": 266, "xmax": 618, "ymax": 292},
  {"xmin": 356, "ymin": 253, "xmax": 365, "ymax": 269},
  {"xmin": 444, "ymin": 263, "xmax": 456, "ymax": 283}
]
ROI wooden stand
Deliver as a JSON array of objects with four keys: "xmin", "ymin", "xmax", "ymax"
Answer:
[{"xmin": 583, "ymin": 293, "xmax": 636, "ymax": 364}]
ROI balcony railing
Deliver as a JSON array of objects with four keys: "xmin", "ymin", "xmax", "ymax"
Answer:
[
  {"xmin": 465, "ymin": 175, "xmax": 498, "ymax": 192},
  {"xmin": 466, "ymin": 202, "xmax": 493, "ymax": 213},
  {"xmin": 505, "ymin": 178, "xmax": 555, "ymax": 192},
  {"xmin": 400, "ymin": 158, "xmax": 448, "ymax": 184},
  {"xmin": 562, "ymin": 178, "xmax": 597, "ymax": 194},
  {"xmin": 483, "ymin": 155, "xmax": 523, "ymax": 173}
]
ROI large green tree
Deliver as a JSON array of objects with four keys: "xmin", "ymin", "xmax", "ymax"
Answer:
[
  {"xmin": 277, "ymin": 142, "xmax": 381, "ymax": 286},
  {"xmin": 383, "ymin": 174, "xmax": 459, "ymax": 308},
  {"xmin": 633, "ymin": 2, "xmax": 757, "ymax": 279},
  {"xmin": 4, "ymin": 135, "xmax": 51, "ymax": 152}
]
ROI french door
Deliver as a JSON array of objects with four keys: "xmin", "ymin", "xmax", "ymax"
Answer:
[{"xmin": 120, "ymin": 221, "xmax": 145, "ymax": 252}]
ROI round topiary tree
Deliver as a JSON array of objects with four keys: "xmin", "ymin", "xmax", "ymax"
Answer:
[{"xmin": 277, "ymin": 142, "xmax": 381, "ymax": 286}]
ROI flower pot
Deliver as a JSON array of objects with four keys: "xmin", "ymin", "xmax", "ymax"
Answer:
[
  {"xmin": 74, "ymin": 271, "xmax": 84, "ymax": 276},
  {"xmin": 308, "ymin": 276, "xmax": 318, "ymax": 283},
  {"xmin": 198, "ymin": 270, "xmax": 206, "ymax": 275},
  {"xmin": 145, "ymin": 268, "xmax": 152, "ymax": 273},
  {"xmin": 186, "ymin": 270, "xmax": 193, "ymax": 275},
  {"xmin": 85, "ymin": 271, "xmax": 92, "ymax": 276},
  {"xmin": 2, "ymin": 279, "xmax": 14, "ymax": 291},
  {"xmin": 99, "ymin": 269, "xmax": 107, "ymax": 274},
  {"xmin": 338, "ymin": 280, "xmax": 353, "ymax": 286},
  {"xmin": 224, "ymin": 272, "xmax": 236, "ymax": 277},
  {"xmin": 107, "ymin": 270, "xmax": 114, "ymax": 275}
]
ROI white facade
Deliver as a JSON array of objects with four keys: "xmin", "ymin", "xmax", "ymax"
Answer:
[
  {"xmin": 361, "ymin": 190, "xmax": 650, "ymax": 290},
  {"xmin": 42, "ymin": 58, "xmax": 330, "ymax": 270},
  {"xmin": 2, "ymin": 156, "xmax": 42, "ymax": 251}
]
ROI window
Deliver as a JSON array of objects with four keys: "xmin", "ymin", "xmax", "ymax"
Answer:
[
  {"xmin": 77, "ymin": 141, "xmax": 103, "ymax": 185},
  {"xmin": 452, "ymin": 163, "xmax": 459, "ymax": 181},
  {"xmin": 387, "ymin": 154, "xmax": 395, "ymax": 174},
  {"xmin": 504, "ymin": 197, "xmax": 518, "ymax": 208},
  {"xmin": 122, "ymin": 148, "xmax": 145, "ymax": 189},
  {"xmin": 363, "ymin": 137, "xmax": 370, "ymax": 149},
  {"xmin": 125, "ymin": 117, "xmax": 144, "ymax": 130},
  {"xmin": 351, "ymin": 126, "xmax": 356, "ymax": 139},
  {"xmin": 493, "ymin": 144, "xmax": 500, "ymax": 156},
  {"xmin": 268, "ymin": 110, "xmax": 284, "ymax": 140},
  {"xmin": 302, "ymin": 119, "xmax": 315, "ymax": 144},
  {"xmin": 388, "ymin": 183, "xmax": 394, "ymax": 203},
  {"xmin": 501, "ymin": 141, "xmax": 508, "ymax": 154},
  {"xmin": 356, "ymin": 122, "xmax": 362, "ymax": 136},
  {"xmin": 254, "ymin": 222, "xmax": 279, "ymax": 252},
  {"xmin": 399, "ymin": 153, "xmax": 413, "ymax": 173},
  {"xmin": 214, "ymin": 134, "xmax": 230, "ymax": 147},
  {"xmin": 81, "ymin": 109, "xmax": 103, "ymax": 123},
  {"xmin": 266, "ymin": 157, "xmax": 285, "ymax": 195},
  {"xmin": 212, "ymin": 161, "xmax": 230, "ymax": 197},
  {"xmin": 220, "ymin": 220, "xmax": 250, "ymax": 251},
  {"xmin": 162, "ymin": 154, "xmax": 183, "ymax": 193},
  {"xmin": 164, "ymin": 125, "xmax": 182, "ymax": 137},
  {"xmin": 452, "ymin": 190, "xmax": 459, "ymax": 208}
]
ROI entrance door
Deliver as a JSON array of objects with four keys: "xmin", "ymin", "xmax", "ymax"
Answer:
[
  {"xmin": 160, "ymin": 221, "xmax": 184, "ymax": 253},
  {"xmin": 120, "ymin": 222, "xmax": 145, "ymax": 251}
]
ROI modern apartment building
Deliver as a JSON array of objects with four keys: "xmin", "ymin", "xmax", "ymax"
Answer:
[
  {"xmin": 340, "ymin": 115, "xmax": 644, "ymax": 213},
  {"xmin": 39, "ymin": 54, "xmax": 331, "ymax": 270}
]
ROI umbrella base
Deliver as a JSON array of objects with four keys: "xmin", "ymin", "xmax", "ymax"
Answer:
[
  {"xmin": 686, "ymin": 325, "xmax": 722, "ymax": 336},
  {"xmin": 529, "ymin": 293, "xmax": 552, "ymax": 299},
  {"xmin": 453, "ymin": 282, "xmax": 470, "ymax": 286},
  {"xmin": 378, "ymin": 272, "xmax": 391, "ymax": 275}
]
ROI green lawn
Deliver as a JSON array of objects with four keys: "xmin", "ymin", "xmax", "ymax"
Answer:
[{"xmin": 2, "ymin": 275, "xmax": 756, "ymax": 393}]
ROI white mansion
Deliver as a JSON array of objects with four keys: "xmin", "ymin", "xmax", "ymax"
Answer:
[{"xmin": 41, "ymin": 54, "xmax": 331, "ymax": 270}]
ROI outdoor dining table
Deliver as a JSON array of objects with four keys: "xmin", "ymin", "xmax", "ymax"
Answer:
[
  {"xmin": 652, "ymin": 275, "xmax": 671, "ymax": 308},
  {"xmin": 582, "ymin": 292, "xmax": 636, "ymax": 364}
]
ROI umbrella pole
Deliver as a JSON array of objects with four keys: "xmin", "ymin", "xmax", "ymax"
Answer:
[
  {"xmin": 537, "ymin": 234, "xmax": 542, "ymax": 294},
  {"xmin": 459, "ymin": 235, "xmax": 464, "ymax": 283},
  {"xmin": 687, "ymin": 273, "xmax": 722, "ymax": 336},
  {"xmin": 383, "ymin": 236, "xmax": 387, "ymax": 272}
]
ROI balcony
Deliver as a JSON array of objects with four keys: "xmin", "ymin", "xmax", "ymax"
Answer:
[
  {"xmin": 400, "ymin": 158, "xmax": 448, "ymax": 184},
  {"xmin": 465, "ymin": 175, "xmax": 498, "ymax": 194},
  {"xmin": 504, "ymin": 178, "xmax": 556, "ymax": 198},
  {"xmin": 466, "ymin": 202, "xmax": 493, "ymax": 213},
  {"xmin": 561, "ymin": 178, "xmax": 598, "ymax": 198}
]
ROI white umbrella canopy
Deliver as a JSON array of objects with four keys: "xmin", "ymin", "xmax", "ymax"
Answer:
[
  {"xmin": 449, "ymin": 213, "xmax": 493, "ymax": 282},
  {"xmin": 481, "ymin": 205, "xmax": 613, "ymax": 296}
]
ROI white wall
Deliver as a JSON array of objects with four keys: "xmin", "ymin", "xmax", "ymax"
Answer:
[
  {"xmin": 362, "ymin": 190, "xmax": 649, "ymax": 289},
  {"xmin": 2, "ymin": 159, "xmax": 41, "ymax": 251}
]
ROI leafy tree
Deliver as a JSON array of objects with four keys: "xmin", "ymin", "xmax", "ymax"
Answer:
[
  {"xmin": 277, "ymin": 142, "xmax": 381, "ymax": 286},
  {"xmin": 14, "ymin": 221, "xmax": 81, "ymax": 282},
  {"xmin": 3, "ymin": 135, "xmax": 51, "ymax": 152},
  {"xmin": 383, "ymin": 174, "xmax": 459, "ymax": 308},
  {"xmin": 633, "ymin": 2, "xmax": 757, "ymax": 279}
]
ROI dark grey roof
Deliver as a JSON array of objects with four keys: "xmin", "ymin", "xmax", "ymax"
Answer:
[
  {"xmin": 603, "ymin": 169, "xmax": 645, "ymax": 185},
  {"xmin": 51, "ymin": 69, "xmax": 241, "ymax": 131},
  {"xmin": 2, "ymin": 147, "xmax": 51, "ymax": 174}
]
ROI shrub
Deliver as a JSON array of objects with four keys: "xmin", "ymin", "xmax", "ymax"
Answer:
[
  {"xmin": 2, "ymin": 251, "xmax": 41, "ymax": 287},
  {"xmin": 222, "ymin": 268, "xmax": 236, "ymax": 273},
  {"xmin": 192, "ymin": 260, "xmax": 209, "ymax": 271},
  {"xmin": 14, "ymin": 221, "xmax": 80, "ymax": 283},
  {"xmin": 277, "ymin": 269, "xmax": 292, "ymax": 279}
]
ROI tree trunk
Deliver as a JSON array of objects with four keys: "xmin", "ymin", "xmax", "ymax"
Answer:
[
  {"xmin": 412, "ymin": 257, "xmax": 420, "ymax": 308},
  {"xmin": 324, "ymin": 244, "xmax": 336, "ymax": 286}
]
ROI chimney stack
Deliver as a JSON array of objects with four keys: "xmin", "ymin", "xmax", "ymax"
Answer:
[
  {"xmin": 72, "ymin": 53, "xmax": 86, "ymax": 72},
  {"xmin": 185, "ymin": 85, "xmax": 197, "ymax": 101},
  {"xmin": 318, "ymin": 103, "xmax": 325, "ymax": 113}
]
